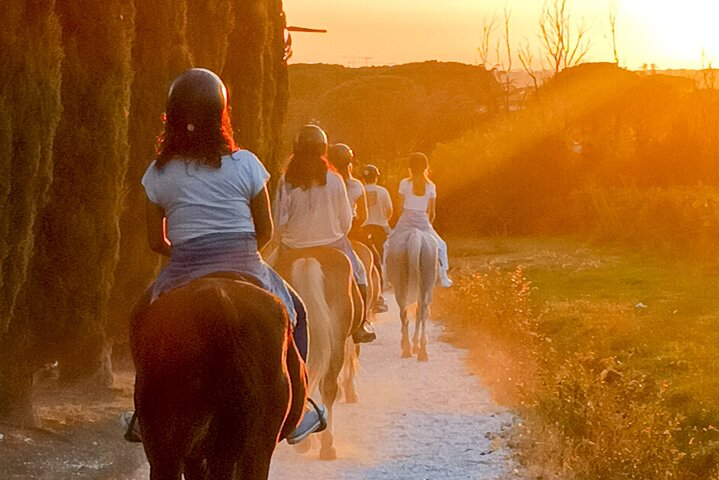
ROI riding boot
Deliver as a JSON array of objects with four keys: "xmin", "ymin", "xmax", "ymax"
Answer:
[{"xmin": 352, "ymin": 284, "xmax": 377, "ymax": 344}]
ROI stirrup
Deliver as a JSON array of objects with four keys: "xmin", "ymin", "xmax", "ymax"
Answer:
[
  {"xmin": 286, "ymin": 398, "xmax": 327, "ymax": 445},
  {"xmin": 307, "ymin": 398, "xmax": 328, "ymax": 432}
]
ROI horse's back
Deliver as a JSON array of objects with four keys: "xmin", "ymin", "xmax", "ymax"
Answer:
[
  {"xmin": 386, "ymin": 228, "xmax": 438, "ymax": 305},
  {"xmin": 274, "ymin": 247, "xmax": 354, "ymax": 388},
  {"xmin": 132, "ymin": 278, "xmax": 289, "ymax": 383},
  {"xmin": 131, "ymin": 277, "xmax": 295, "ymax": 477}
]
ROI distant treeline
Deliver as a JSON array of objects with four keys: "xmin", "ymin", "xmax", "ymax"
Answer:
[
  {"xmin": 0, "ymin": 0, "xmax": 288, "ymax": 424},
  {"xmin": 288, "ymin": 61, "xmax": 719, "ymax": 250},
  {"xmin": 284, "ymin": 61, "xmax": 502, "ymax": 183},
  {"xmin": 432, "ymin": 63, "xmax": 719, "ymax": 243}
]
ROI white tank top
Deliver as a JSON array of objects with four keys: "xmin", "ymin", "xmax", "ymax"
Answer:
[{"xmin": 398, "ymin": 178, "xmax": 436, "ymax": 211}]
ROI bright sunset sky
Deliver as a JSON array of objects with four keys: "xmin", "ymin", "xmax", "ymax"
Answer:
[{"xmin": 283, "ymin": 0, "xmax": 719, "ymax": 70}]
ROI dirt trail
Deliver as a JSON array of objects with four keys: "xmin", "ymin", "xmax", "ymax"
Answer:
[
  {"xmin": 268, "ymin": 294, "xmax": 516, "ymax": 479},
  {"xmin": 0, "ymin": 294, "xmax": 516, "ymax": 479}
]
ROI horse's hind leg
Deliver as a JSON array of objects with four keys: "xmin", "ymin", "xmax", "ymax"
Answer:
[
  {"xmin": 148, "ymin": 459, "xmax": 183, "ymax": 480},
  {"xmin": 235, "ymin": 441, "xmax": 275, "ymax": 480},
  {"xmin": 341, "ymin": 337, "xmax": 359, "ymax": 403},
  {"xmin": 400, "ymin": 306, "xmax": 412, "ymax": 358},
  {"xmin": 416, "ymin": 302, "xmax": 429, "ymax": 362},
  {"xmin": 319, "ymin": 372, "xmax": 341, "ymax": 460},
  {"xmin": 412, "ymin": 305, "xmax": 422, "ymax": 355}
]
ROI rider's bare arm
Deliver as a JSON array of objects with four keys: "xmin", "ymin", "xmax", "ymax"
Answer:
[
  {"xmin": 250, "ymin": 186, "xmax": 274, "ymax": 251},
  {"xmin": 427, "ymin": 197, "xmax": 436, "ymax": 224},
  {"xmin": 145, "ymin": 199, "xmax": 172, "ymax": 257}
]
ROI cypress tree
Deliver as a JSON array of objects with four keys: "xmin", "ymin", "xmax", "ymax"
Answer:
[
  {"xmin": 186, "ymin": 0, "xmax": 235, "ymax": 73},
  {"xmin": 0, "ymin": 1, "xmax": 63, "ymax": 424},
  {"xmin": 265, "ymin": 2, "xmax": 290, "ymax": 180},
  {"xmin": 224, "ymin": 0, "xmax": 266, "ymax": 159},
  {"xmin": 223, "ymin": 0, "xmax": 289, "ymax": 176},
  {"xmin": 109, "ymin": 0, "xmax": 193, "ymax": 346},
  {"xmin": 23, "ymin": 0, "xmax": 136, "ymax": 383}
]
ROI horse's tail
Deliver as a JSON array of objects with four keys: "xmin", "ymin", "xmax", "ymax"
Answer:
[
  {"xmin": 291, "ymin": 258, "xmax": 332, "ymax": 398},
  {"xmin": 406, "ymin": 229, "xmax": 423, "ymax": 302}
]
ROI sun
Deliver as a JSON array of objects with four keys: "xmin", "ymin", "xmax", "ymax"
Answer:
[{"xmin": 623, "ymin": 0, "xmax": 719, "ymax": 67}]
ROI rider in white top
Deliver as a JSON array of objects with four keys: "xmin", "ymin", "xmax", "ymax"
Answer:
[
  {"xmin": 363, "ymin": 172, "xmax": 393, "ymax": 231},
  {"xmin": 389, "ymin": 152, "xmax": 452, "ymax": 288},
  {"xmin": 275, "ymin": 169, "xmax": 352, "ymax": 249},
  {"xmin": 275, "ymin": 126, "xmax": 376, "ymax": 344},
  {"xmin": 360, "ymin": 164, "xmax": 393, "ymax": 312},
  {"xmin": 327, "ymin": 143, "xmax": 367, "ymax": 241}
]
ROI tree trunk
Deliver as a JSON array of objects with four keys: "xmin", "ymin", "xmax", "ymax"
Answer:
[
  {"xmin": 0, "ymin": 1, "xmax": 63, "ymax": 424},
  {"xmin": 0, "ymin": 331, "xmax": 39, "ymax": 426},
  {"xmin": 25, "ymin": 0, "xmax": 135, "ymax": 383},
  {"xmin": 108, "ymin": 0, "xmax": 193, "ymax": 351}
]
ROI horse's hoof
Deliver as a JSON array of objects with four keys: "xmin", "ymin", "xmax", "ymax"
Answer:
[
  {"xmin": 417, "ymin": 350, "xmax": 429, "ymax": 362},
  {"xmin": 345, "ymin": 392, "xmax": 359, "ymax": 404},
  {"xmin": 401, "ymin": 350, "xmax": 412, "ymax": 358},
  {"xmin": 411, "ymin": 346, "xmax": 419, "ymax": 354},
  {"xmin": 320, "ymin": 445, "xmax": 337, "ymax": 461},
  {"xmin": 294, "ymin": 439, "xmax": 312, "ymax": 454}
]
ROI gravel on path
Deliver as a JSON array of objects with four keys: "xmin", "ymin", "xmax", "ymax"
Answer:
[{"xmin": 269, "ymin": 294, "xmax": 517, "ymax": 480}]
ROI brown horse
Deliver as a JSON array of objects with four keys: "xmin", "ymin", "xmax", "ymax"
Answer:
[
  {"xmin": 340, "ymin": 240, "xmax": 380, "ymax": 404},
  {"xmin": 273, "ymin": 247, "xmax": 355, "ymax": 460},
  {"xmin": 130, "ymin": 276, "xmax": 306, "ymax": 480}
]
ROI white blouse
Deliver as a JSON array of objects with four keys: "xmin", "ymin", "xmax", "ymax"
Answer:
[{"xmin": 275, "ymin": 170, "xmax": 352, "ymax": 248}]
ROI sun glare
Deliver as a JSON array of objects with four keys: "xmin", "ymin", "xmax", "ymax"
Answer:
[{"xmin": 624, "ymin": 0, "xmax": 719, "ymax": 67}]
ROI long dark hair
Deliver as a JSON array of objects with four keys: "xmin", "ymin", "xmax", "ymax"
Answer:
[
  {"xmin": 284, "ymin": 152, "xmax": 335, "ymax": 190},
  {"xmin": 156, "ymin": 69, "xmax": 237, "ymax": 169},
  {"xmin": 408, "ymin": 152, "xmax": 429, "ymax": 196}
]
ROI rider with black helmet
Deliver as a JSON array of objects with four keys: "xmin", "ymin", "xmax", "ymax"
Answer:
[
  {"xmin": 122, "ymin": 68, "xmax": 327, "ymax": 445},
  {"xmin": 274, "ymin": 125, "xmax": 377, "ymax": 344},
  {"xmin": 327, "ymin": 143, "xmax": 368, "ymax": 240}
]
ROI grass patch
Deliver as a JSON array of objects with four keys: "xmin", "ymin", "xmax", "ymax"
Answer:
[{"xmin": 436, "ymin": 237, "xmax": 719, "ymax": 479}]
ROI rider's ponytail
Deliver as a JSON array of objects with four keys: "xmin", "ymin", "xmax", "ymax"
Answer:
[{"xmin": 408, "ymin": 152, "xmax": 429, "ymax": 197}]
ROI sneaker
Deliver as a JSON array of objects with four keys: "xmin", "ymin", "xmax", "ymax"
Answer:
[
  {"xmin": 286, "ymin": 399, "xmax": 327, "ymax": 445},
  {"xmin": 352, "ymin": 321, "xmax": 377, "ymax": 344},
  {"xmin": 120, "ymin": 411, "xmax": 142, "ymax": 443}
]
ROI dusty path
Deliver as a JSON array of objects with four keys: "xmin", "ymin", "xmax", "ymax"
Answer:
[
  {"xmin": 268, "ymin": 294, "xmax": 516, "ymax": 479},
  {"xmin": 0, "ymin": 293, "xmax": 515, "ymax": 479}
]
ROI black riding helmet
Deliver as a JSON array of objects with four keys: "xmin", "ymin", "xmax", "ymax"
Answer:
[
  {"xmin": 327, "ymin": 143, "xmax": 354, "ymax": 168},
  {"xmin": 293, "ymin": 124, "xmax": 328, "ymax": 156},
  {"xmin": 362, "ymin": 164, "xmax": 380, "ymax": 182},
  {"xmin": 166, "ymin": 68, "xmax": 228, "ymax": 128}
]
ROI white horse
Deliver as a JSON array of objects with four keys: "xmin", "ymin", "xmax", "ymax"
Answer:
[
  {"xmin": 273, "ymin": 247, "xmax": 356, "ymax": 460},
  {"xmin": 385, "ymin": 228, "xmax": 438, "ymax": 362}
]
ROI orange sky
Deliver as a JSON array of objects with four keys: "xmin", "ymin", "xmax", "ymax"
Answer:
[{"xmin": 283, "ymin": 0, "xmax": 719, "ymax": 70}]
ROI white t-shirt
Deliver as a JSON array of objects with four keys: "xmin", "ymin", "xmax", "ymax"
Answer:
[
  {"xmin": 141, "ymin": 150, "xmax": 269, "ymax": 245},
  {"xmin": 275, "ymin": 170, "xmax": 352, "ymax": 248},
  {"xmin": 345, "ymin": 177, "xmax": 366, "ymax": 218},
  {"xmin": 364, "ymin": 183, "xmax": 393, "ymax": 227},
  {"xmin": 399, "ymin": 178, "xmax": 436, "ymax": 211}
]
